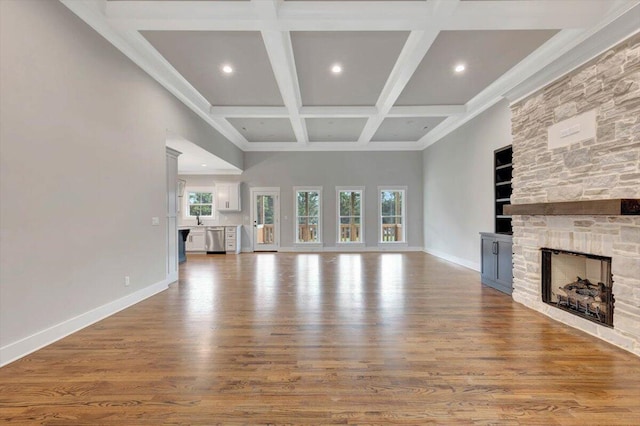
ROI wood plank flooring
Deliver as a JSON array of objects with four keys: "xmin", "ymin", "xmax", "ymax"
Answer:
[{"xmin": 1, "ymin": 252, "xmax": 639, "ymax": 424}]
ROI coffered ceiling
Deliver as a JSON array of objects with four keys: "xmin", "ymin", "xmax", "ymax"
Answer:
[{"xmin": 62, "ymin": 0, "xmax": 639, "ymax": 152}]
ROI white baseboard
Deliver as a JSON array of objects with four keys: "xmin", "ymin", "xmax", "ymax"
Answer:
[
  {"xmin": 424, "ymin": 248, "xmax": 480, "ymax": 272},
  {"xmin": 277, "ymin": 246, "xmax": 424, "ymax": 253},
  {"xmin": 0, "ymin": 278, "xmax": 171, "ymax": 367}
]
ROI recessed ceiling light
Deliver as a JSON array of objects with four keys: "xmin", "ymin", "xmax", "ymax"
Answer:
[
  {"xmin": 222, "ymin": 64, "xmax": 233, "ymax": 74},
  {"xmin": 201, "ymin": 163, "xmax": 207, "ymax": 167},
  {"xmin": 331, "ymin": 64, "xmax": 342, "ymax": 74},
  {"xmin": 454, "ymin": 63, "xmax": 466, "ymax": 73}
]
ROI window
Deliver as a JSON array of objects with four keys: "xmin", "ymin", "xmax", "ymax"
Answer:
[
  {"xmin": 295, "ymin": 187, "xmax": 322, "ymax": 244},
  {"xmin": 186, "ymin": 190, "xmax": 214, "ymax": 217},
  {"xmin": 379, "ymin": 187, "xmax": 406, "ymax": 243},
  {"xmin": 337, "ymin": 188, "xmax": 363, "ymax": 243}
]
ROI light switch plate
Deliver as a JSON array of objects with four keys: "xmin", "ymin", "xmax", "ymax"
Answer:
[{"xmin": 151, "ymin": 217, "xmax": 160, "ymax": 226}]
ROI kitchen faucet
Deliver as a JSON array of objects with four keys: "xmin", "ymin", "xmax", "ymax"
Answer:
[{"xmin": 196, "ymin": 215, "xmax": 202, "ymax": 225}]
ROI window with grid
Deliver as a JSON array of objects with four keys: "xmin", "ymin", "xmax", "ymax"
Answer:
[
  {"xmin": 295, "ymin": 188, "xmax": 321, "ymax": 244},
  {"xmin": 187, "ymin": 191, "xmax": 213, "ymax": 217},
  {"xmin": 337, "ymin": 188, "xmax": 363, "ymax": 243},
  {"xmin": 379, "ymin": 188, "xmax": 405, "ymax": 243}
]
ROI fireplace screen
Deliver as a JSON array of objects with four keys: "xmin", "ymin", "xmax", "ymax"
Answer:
[{"xmin": 541, "ymin": 248, "xmax": 614, "ymax": 327}]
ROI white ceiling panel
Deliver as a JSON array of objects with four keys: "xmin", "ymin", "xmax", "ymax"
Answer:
[
  {"xmin": 371, "ymin": 117, "xmax": 445, "ymax": 142},
  {"xmin": 306, "ymin": 118, "xmax": 368, "ymax": 142},
  {"xmin": 395, "ymin": 30, "xmax": 559, "ymax": 106},
  {"xmin": 227, "ymin": 118, "xmax": 297, "ymax": 143},
  {"xmin": 141, "ymin": 31, "xmax": 284, "ymax": 106},
  {"xmin": 292, "ymin": 31, "xmax": 410, "ymax": 106}
]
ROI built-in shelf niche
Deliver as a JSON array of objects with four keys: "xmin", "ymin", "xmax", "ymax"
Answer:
[{"xmin": 494, "ymin": 145, "xmax": 513, "ymax": 235}]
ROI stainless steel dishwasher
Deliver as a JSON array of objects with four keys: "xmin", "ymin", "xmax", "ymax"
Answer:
[{"xmin": 205, "ymin": 226, "xmax": 225, "ymax": 254}]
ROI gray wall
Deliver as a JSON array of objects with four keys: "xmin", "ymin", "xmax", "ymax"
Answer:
[
  {"xmin": 422, "ymin": 100, "xmax": 512, "ymax": 270},
  {"xmin": 0, "ymin": 0, "xmax": 242, "ymax": 350},
  {"xmin": 184, "ymin": 151, "xmax": 424, "ymax": 250}
]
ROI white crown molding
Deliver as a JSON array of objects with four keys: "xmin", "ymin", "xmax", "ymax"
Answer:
[
  {"xmin": 243, "ymin": 141, "xmax": 422, "ymax": 152},
  {"xmin": 505, "ymin": 3, "xmax": 640, "ymax": 104},
  {"xmin": 210, "ymin": 105, "xmax": 465, "ymax": 119}
]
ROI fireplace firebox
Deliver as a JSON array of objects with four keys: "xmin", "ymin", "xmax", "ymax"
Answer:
[{"xmin": 541, "ymin": 248, "xmax": 614, "ymax": 327}]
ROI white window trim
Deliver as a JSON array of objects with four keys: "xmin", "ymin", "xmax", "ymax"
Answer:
[
  {"xmin": 378, "ymin": 186, "xmax": 407, "ymax": 246},
  {"xmin": 293, "ymin": 186, "xmax": 323, "ymax": 246},
  {"xmin": 183, "ymin": 186, "xmax": 217, "ymax": 220},
  {"xmin": 336, "ymin": 186, "xmax": 365, "ymax": 246}
]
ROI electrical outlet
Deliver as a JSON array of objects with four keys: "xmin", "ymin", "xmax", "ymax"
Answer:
[{"xmin": 124, "ymin": 276, "xmax": 130, "ymax": 287}]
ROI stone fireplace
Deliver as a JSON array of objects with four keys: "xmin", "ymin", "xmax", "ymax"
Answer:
[{"xmin": 508, "ymin": 33, "xmax": 640, "ymax": 355}]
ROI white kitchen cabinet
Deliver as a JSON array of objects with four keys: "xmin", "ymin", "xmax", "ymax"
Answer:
[
  {"xmin": 225, "ymin": 225, "xmax": 242, "ymax": 254},
  {"xmin": 185, "ymin": 228, "xmax": 206, "ymax": 251},
  {"xmin": 216, "ymin": 182, "xmax": 241, "ymax": 212}
]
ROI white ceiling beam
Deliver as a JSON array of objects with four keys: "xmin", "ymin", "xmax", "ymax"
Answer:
[
  {"xmin": 299, "ymin": 107, "xmax": 378, "ymax": 118},
  {"xmin": 60, "ymin": 0, "xmax": 249, "ymax": 150},
  {"xmin": 357, "ymin": 29, "xmax": 440, "ymax": 144},
  {"xmin": 210, "ymin": 107, "xmax": 289, "ymax": 118},
  {"xmin": 387, "ymin": 105, "xmax": 466, "ymax": 117},
  {"xmin": 261, "ymin": 29, "xmax": 308, "ymax": 144},
  {"xmin": 243, "ymin": 141, "xmax": 420, "ymax": 152},
  {"xmin": 357, "ymin": 0, "xmax": 461, "ymax": 145},
  {"xmin": 104, "ymin": 0, "xmax": 626, "ymax": 31},
  {"xmin": 358, "ymin": 0, "xmax": 467, "ymax": 145},
  {"xmin": 257, "ymin": 1, "xmax": 308, "ymax": 145},
  {"xmin": 210, "ymin": 105, "xmax": 465, "ymax": 119}
]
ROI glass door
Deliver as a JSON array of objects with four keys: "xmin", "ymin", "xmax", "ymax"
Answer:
[{"xmin": 251, "ymin": 189, "xmax": 279, "ymax": 251}]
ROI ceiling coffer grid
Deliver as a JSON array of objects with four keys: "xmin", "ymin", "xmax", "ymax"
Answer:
[{"xmin": 63, "ymin": 0, "xmax": 640, "ymax": 151}]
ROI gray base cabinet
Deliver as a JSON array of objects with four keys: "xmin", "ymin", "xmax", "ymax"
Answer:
[{"xmin": 480, "ymin": 232, "xmax": 513, "ymax": 295}]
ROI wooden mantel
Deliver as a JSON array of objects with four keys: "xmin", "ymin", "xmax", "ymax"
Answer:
[{"xmin": 503, "ymin": 199, "xmax": 640, "ymax": 216}]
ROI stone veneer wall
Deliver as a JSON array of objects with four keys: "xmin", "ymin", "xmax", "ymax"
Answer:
[{"xmin": 510, "ymin": 33, "xmax": 640, "ymax": 355}]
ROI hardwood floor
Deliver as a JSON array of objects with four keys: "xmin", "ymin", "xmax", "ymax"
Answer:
[{"xmin": 1, "ymin": 252, "xmax": 639, "ymax": 425}]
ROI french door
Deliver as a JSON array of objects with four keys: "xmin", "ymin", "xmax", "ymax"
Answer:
[{"xmin": 251, "ymin": 188, "xmax": 280, "ymax": 251}]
